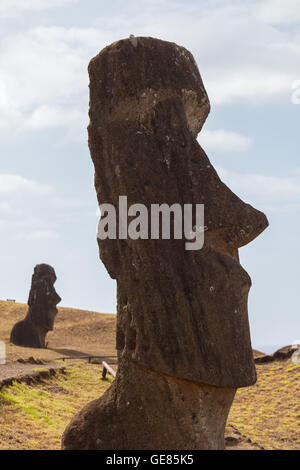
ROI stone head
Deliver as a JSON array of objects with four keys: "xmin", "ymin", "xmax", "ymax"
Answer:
[{"xmin": 28, "ymin": 263, "xmax": 61, "ymax": 331}]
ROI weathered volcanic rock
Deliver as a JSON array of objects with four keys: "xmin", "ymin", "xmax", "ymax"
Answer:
[
  {"xmin": 10, "ymin": 264, "xmax": 61, "ymax": 348},
  {"xmin": 62, "ymin": 36, "xmax": 268, "ymax": 450},
  {"xmin": 63, "ymin": 357, "xmax": 236, "ymax": 450}
]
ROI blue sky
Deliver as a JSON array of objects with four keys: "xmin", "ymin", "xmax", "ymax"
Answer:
[{"xmin": 0, "ymin": 0, "xmax": 299, "ymax": 352}]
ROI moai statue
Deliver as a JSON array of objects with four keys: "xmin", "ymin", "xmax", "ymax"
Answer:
[
  {"xmin": 11, "ymin": 264, "xmax": 61, "ymax": 348},
  {"xmin": 62, "ymin": 37, "xmax": 268, "ymax": 450}
]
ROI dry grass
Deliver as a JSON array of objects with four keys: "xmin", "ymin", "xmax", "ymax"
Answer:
[
  {"xmin": 0, "ymin": 300, "xmax": 117, "ymax": 362},
  {"xmin": 0, "ymin": 299, "xmax": 116, "ymax": 450},
  {"xmin": 1, "ymin": 358, "xmax": 298, "ymax": 450},
  {"xmin": 0, "ymin": 362, "xmax": 113, "ymax": 450},
  {"xmin": 228, "ymin": 360, "xmax": 300, "ymax": 450},
  {"xmin": 0, "ymin": 300, "xmax": 299, "ymax": 450}
]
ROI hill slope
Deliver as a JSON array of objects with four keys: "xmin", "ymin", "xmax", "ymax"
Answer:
[
  {"xmin": 0, "ymin": 300, "xmax": 116, "ymax": 362},
  {"xmin": 0, "ymin": 300, "xmax": 299, "ymax": 450}
]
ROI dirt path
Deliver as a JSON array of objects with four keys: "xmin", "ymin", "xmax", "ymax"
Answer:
[{"xmin": 0, "ymin": 362, "xmax": 64, "ymax": 388}]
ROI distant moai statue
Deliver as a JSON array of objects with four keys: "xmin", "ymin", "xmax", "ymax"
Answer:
[
  {"xmin": 62, "ymin": 37, "xmax": 268, "ymax": 450},
  {"xmin": 10, "ymin": 264, "xmax": 61, "ymax": 348},
  {"xmin": 0, "ymin": 341, "xmax": 5, "ymax": 365}
]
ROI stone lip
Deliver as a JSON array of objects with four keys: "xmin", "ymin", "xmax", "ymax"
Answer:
[
  {"xmin": 88, "ymin": 36, "xmax": 268, "ymax": 388},
  {"xmin": 10, "ymin": 264, "xmax": 61, "ymax": 349}
]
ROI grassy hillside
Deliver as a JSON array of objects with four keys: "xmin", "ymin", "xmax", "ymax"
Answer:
[
  {"xmin": 0, "ymin": 358, "xmax": 298, "ymax": 450},
  {"xmin": 0, "ymin": 300, "xmax": 299, "ymax": 450},
  {"xmin": 0, "ymin": 300, "xmax": 116, "ymax": 362},
  {"xmin": 0, "ymin": 300, "xmax": 265, "ymax": 362},
  {"xmin": 0, "ymin": 363, "xmax": 113, "ymax": 450},
  {"xmin": 228, "ymin": 359, "xmax": 300, "ymax": 450}
]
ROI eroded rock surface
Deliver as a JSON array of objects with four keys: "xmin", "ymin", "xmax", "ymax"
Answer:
[
  {"xmin": 10, "ymin": 264, "xmax": 61, "ymax": 348},
  {"xmin": 63, "ymin": 358, "xmax": 235, "ymax": 450},
  {"xmin": 62, "ymin": 36, "xmax": 268, "ymax": 450}
]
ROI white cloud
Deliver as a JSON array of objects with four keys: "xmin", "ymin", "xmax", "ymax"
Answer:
[
  {"xmin": 0, "ymin": 202, "xmax": 13, "ymax": 214},
  {"xmin": 207, "ymin": 68, "xmax": 293, "ymax": 105},
  {"xmin": 0, "ymin": 26, "xmax": 110, "ymax": 137},
  {"xmin": 27, "ymin": 105, "xmax": 86, "ymax": 129},
  {"xmin": 257, "ymin": 0, "xmax": 300, "ymax": 25},
  {"xmin": 0, "ymin": 27, "xmax": 90, "ymax": 109},
  {"xmin": 216, "ymin": 165, "xmax": 300, "ymax": 212},
  {"xmin": 15, "ymin": 229, "xmax": 59, "ymax": 240},
  {"xmin": 0, "ymin": 174, "xmax": 58, "ymax": 240},
  {"xmin": 137, "ymin": 1, "xmax": 300, "ymax": 104},
  {"xmin": 27, "ymin": 105, "xmax": 88, "ymax": 142},
  {"xmin": 0, "ymin": 174, "xmax": 52, "ymax": 196},
  {"xmin": 0, "ymin": 174, "xmax": 91, "ymax": 241},
  {"xmin": 199, "ymin": 129, "xmax": 252, "ymax": 152},
  {"xmin": 0, "ymin": 1, "xmax": 299, "ymax": 136},
  {"xmin": 0, "ymin": 0, "xmax": 77, "ymax": 18},
  {"xmin": 51, "ymin": 196, "xmax": 92, "ymax": 208}
]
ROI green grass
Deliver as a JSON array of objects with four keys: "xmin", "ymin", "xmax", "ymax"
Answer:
[
  {"xmin": 0, "ymin": 363, "xmax": 112, "ymax": 450},
  {"xmin": 0, "ymin": 358, "xmax": 299, "ymax": 450}
]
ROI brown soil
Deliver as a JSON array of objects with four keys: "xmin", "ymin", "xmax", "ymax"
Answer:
[{"xmin": 0, "ymin": 362, "xmax": 62, "ymax": 382}]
